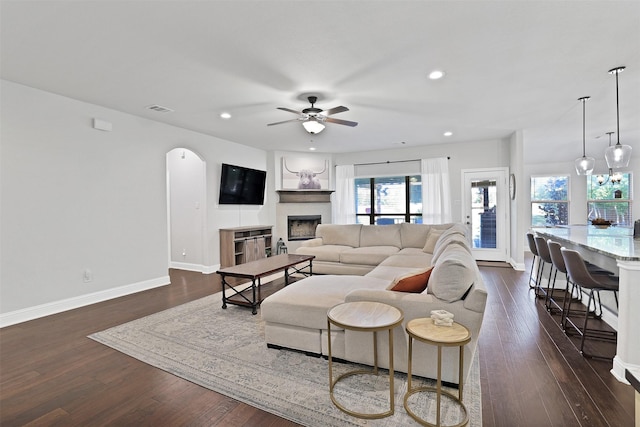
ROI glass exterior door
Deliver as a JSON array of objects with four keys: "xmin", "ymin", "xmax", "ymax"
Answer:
[
  {"xmin": 470, "ymin": 179, "xmax": 497, "ymax": 249},
  {"xmin": 462, "ymin": 169, "xmax": 508, "ymax": 261}
]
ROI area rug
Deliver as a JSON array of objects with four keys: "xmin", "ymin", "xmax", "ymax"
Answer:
[{"xmin": 89, "ymin": 292, "xmax": 482, "ymax": 426}]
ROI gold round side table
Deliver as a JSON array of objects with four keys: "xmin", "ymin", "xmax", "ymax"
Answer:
[
  {"xmin": 327, "ymin": 301, "xmax": 404, "ymax": 419},
  {"xmin": 404, "ymin": 317, "xmax": 471, "ymax": 427}
]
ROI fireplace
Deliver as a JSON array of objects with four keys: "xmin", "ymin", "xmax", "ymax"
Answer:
[{"xmin": 287, "ymin": 215, "xmax": 321, "ymax": 241}]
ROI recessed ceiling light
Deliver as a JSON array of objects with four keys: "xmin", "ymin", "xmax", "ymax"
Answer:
[
  {"xmin": 220, "ymin": 112, "xmax": 232, "ymax": 119},
  {"xmin": 429, "ymin": 70, "xmax": 445, "ymax": 80},
  {"xmin": 443, "ymin": 131, "xmax": 453, "ymax": 137},
  {"xmin": 309, "ymin": 147, "xmax": 316, "ymax": 151}
]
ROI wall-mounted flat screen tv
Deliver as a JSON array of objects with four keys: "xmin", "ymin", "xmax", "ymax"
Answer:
[{"xmin": 218, "ymin": 163, "xmax": 266, "ymax": 205}]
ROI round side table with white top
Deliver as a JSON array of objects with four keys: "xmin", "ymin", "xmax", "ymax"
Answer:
[
  {"xmin": 404, "ymin": 317, "xmax": 471, "ymax": 427},
  {"xmin": 327, "ymin": 301, "xmax": 404, "ymax": 419}
]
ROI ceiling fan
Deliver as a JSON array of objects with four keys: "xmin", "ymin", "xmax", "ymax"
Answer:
[{"xmin": 267, "ymin": 96, "xmax": 358, "ymax": 134}]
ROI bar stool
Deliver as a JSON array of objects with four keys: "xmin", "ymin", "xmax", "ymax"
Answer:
[
  {"xmin": 546, "ymin": 240, "xmax": 581, "ymax": 323},
  {"xmin": 534, "ymin": 236, "xmax": 554, "ymax": 299},
  {"xmin": 526, "ymin": 233, "xmax": 542, "ymax": 291},
  {"xmin": 560, "ymin": 248, "xmax": 619, "ymax": 359}
]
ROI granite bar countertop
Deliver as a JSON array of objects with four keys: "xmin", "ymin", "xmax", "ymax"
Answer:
[{"xmin": 531, "ymin": 225, "xmax": 640, "ymax": 261}]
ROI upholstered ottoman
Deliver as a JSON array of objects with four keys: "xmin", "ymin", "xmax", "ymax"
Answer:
[{"xmin": 261, "ymin": 274, "xmax": 391, "ymax": 355}]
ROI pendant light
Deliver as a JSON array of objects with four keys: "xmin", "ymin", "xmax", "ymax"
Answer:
[
  {"xmin": 605, "ymin": 66, "xmax": 632, "ymax": 168},
  {"xmin": 574, "ymin": 96, "xmax": 595, "ymax": 175}
]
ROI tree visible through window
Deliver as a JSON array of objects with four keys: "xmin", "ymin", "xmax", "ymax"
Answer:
[
  {"xmin": 355, "ymin": 176, "xmax": 422, "ymax": 224},
  {"xmin": 587, "ymin": 173, "xmax": 632, "ymax": 225},
  {"xmin": 531, "ymin": 175, "xmax": 570, "ymax": 226}
]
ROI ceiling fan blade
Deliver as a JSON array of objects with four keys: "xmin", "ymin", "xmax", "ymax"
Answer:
[
  {"xmin": 277, "ymin": 107, "xmax": 303, "ymax": 115},
  {"xmin": 323, "ymin": 106, "xmax": 349, "ymax": 116},
  {"xmin": 325, "ymin": 117, "xmax": 358, "ymax": 127},
  {"xmin": 267, "ymin": 118, "xmax": 302, "ymax": 126}
]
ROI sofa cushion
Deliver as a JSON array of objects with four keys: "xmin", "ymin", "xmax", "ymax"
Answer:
[
  {"xmin": 339, "ymin": 246, "xmax": 400, "ymax": 265},
  {"xmin": 296, "ymin": 244, "xmax": 352, "ymax": 262},
  {"xmin": 316, "ymin": 224, "xmax": 362, "ymax": 247},
  {"xmin": 397, "ymin": 247, "xmax": 428, "ymax": 256},
  {"xmin": 428, "ymin": 245, "xmax": 476, "ymax": 302},
  {"xmin": 423, "ymin": 228, "xmax": 445, "ymax": 253},
  {"xmin": 379, "ymin": 253, "xmax": 432, "ymax": 268},
  {"xmin": 431, "ymin": 234, "xmax": 472, "ymax": 264},
  {"xmin": 360, "ymin": 224, "xmax": 402, "ymax": 248},
  {"xmin": 261, "ymin": 275, "xmax": 391, "ymax": 330},
  {"xmin": 433, "ymin": 223, "xmax": 468, "ymax": 247},
  {"xmin": 388, "ymin": 267, "xmax": 433, "ymax": 293},
  {"xmin": 400, "ymin": 223, "xmax": 432, "ymax": 248},
  {"xmin": 366, "ymin": 265, "xmax": 420, "ymax": 281}
]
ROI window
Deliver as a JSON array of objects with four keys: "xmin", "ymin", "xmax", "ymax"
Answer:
[
  {"xmin": 531, "ymin": 175, "xmax": 569, "ymax": 226},
  {"xmin": 355, "ymin": 176, "xmax": 422, "ymax": 224},
  {"xmin": 587, "ymin": 173, "xmax": 632, "ymax": 225}
]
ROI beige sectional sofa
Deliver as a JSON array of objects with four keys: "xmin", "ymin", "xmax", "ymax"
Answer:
[
  {"xmin": 261, "ymin": 222, "xmax": 487, "ymax": 385},
  {"xmin": 294, "ymin": 222, "xmax": 457, "ymax": 275}
]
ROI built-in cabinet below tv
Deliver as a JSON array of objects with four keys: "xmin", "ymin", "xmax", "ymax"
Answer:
[{"xmin": 219, "ymin": 225, "xmax": 273, "ymax": 268}]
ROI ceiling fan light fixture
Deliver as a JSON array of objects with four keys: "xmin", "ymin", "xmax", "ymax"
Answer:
[
  {"xmin": 302, "ymin": 119, "xmax": 325, "ymax": 134},
  {"xmin": 597, "ymin": 132, "xmax": 615, "ymax": 185},
  {"xmin": 574, "ymin": 96, "xmax": 595, "ymax": 176},
  {"xmin": 605, "ymin": 66, "xmax": 632, "ymax": 168}
]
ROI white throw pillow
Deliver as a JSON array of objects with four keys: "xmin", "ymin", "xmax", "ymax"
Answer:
[{"xmin": 422, "ymin": 229, "xmax": 444, "ymax": 254}]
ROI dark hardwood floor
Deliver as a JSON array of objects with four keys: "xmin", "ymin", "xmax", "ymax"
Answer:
[{"xmin": 0, "ymin": 258, "xmax": 635, "ymax": 426}]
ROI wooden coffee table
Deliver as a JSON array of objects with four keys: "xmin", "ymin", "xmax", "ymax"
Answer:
[{"xmin": 216, "ymin": 254, "xmax": 314, "ymax": 314}]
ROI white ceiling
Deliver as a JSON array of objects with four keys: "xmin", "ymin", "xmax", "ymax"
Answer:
[{"xmin": 2, "ymin": 0, "xmax": 639, "ymax": 164}]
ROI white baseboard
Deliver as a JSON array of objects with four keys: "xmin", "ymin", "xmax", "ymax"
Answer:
[
  {"xmin": 169, "ymin": 261, "xmax": 219, "ymax": 275},
  {"xmin": 509, "ymin": 257, "xmax": 526, "ymax": 271},
  {"xmin": 0, "ymin": 276, "xmax": 169, "ymax": 328}
]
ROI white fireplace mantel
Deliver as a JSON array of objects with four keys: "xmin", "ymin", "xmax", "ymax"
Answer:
[{"xmin": 277, "ymin": 190, "xmax": 334, "ymax": 203}]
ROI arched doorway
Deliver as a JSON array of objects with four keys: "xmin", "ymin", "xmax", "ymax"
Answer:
[{"xmin": 166, "ymin": 148, "xmax": 207, "ymax": 272}]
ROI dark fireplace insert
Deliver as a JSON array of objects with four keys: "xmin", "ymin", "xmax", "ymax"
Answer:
[{"xmin": 287, "ymin": 215, "xmax": 321, "ymax": 241}]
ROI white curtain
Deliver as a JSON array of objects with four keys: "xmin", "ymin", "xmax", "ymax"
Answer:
[
  {"xmin": 333, "ymin": 164, "xmax": 356, "ymax": 224},
  {"xmin": 421, "ymin": 157, "xmax": 452, "ymax": 224}
]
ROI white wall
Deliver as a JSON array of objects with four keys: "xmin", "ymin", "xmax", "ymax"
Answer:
[{"xmin": 0, "ymin": 80, "xmax": 271, "ymax": 323}]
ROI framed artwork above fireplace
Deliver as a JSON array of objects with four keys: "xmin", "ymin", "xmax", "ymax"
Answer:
[{"xmin": 281, "ymin": 157, "xmax": 330, "ymax": 190}]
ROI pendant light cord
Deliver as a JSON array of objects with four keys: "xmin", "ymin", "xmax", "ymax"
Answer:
[
  {"xmin": 609, "ymin": 66, "xmax": 625, "ymax": 145},
  {"xmin": 615, "ymin": 69, "xmax": 620, "ymax": 145},
  {"xmin": 578, "ymin": 96, "xmax": 589, "ymax": 156},
  {"xmin": 582, "ymin": 98, "xmax": 586, "ymax": 156}
]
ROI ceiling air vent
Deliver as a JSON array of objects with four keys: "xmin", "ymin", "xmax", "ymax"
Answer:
[{"xmin": 146, "ymin": 104, "xmax": 174, "ymax": 113}]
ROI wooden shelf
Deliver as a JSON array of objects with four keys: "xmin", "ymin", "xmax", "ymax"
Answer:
[{"xmin": 219, "ymin": 225, "xmax": 273, "ymax": 268}]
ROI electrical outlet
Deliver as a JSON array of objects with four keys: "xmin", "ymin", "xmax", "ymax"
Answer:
[{"xmin": 83, "ymin": 269, "xmax": 93, "ymax": 283}]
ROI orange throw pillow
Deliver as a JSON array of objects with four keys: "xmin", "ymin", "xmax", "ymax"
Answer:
[{"xmin": 390, "ymin": 268, "xmax": 433, "ymax": 293}]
